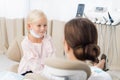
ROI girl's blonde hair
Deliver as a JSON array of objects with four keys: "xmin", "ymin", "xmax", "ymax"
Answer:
[{"xmin": 26, "ymin": 9, "xmax": 47, "ymax": 24}]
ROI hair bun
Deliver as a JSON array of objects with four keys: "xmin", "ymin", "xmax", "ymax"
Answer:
[{"xmin": 84, "ymin": 43, "xmax": 100, "ymax": 62}]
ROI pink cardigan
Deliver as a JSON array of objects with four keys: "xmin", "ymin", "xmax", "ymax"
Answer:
[{"xmin": 18, "ymin": 35, "xmax": 55, "ymax": 74}]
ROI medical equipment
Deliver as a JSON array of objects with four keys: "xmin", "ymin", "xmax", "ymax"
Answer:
[{"xmin": 76, "ymin": 4, "xmax": 85, "ymax": 17}]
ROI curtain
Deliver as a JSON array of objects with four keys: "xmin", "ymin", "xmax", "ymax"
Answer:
[
  {"xmin": 0, "ymin": 18, "xmax": 25, "ymax": 54},
  {"xmin": 96, "ymin": 24, "xmax": 120, "ymax": 70},
  {"xmin": 0, "ymin": 0, "xmax": 30, "ymax": 54},
  {"xmin": 0, "ymin": 18, "xmax": 7, "ymax": 54}
]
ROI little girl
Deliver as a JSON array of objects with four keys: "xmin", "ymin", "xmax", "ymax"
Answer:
[{"xmin": 18, "ymin": 9, "xmax": 55, "ymax": 75}]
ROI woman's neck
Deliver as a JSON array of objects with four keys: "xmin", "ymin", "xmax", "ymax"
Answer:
[
  {"xmin": 28, "ymin": 34, "xmax": 43, "ymax": 43},
  {"xmin": 67, "ymin": 50, "xmax": 79, "ymax": 61},
  {"xmin": 67, "ymin": 51, "xmax": 94, "ymax": 65}
]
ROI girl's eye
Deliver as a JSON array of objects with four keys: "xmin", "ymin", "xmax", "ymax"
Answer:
[
  {"xmin": 38, "ymin": 25, "xmax": 41, "ymax": 27},
  {"xmin": 37, "ymin": 24, "xmax": 47, "ymax": 27},
  {"xmin": 44, "ymin": 24, "xmax": 47, "ymax": 27}
]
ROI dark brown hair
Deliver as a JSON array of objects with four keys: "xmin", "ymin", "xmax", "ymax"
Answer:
[{"xmin": 64, "ymin": 18, "xmax": 100, "ymax": 62}]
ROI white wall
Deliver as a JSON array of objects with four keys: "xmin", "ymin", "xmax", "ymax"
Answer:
[
  {"xmin": 30, "ymin": 0, "xmax": 79, "ymax": 21},
  {"xmin": 0, "ymin": 0, "xmax": 29, "ymax": 18},
  {"xmin": 30, "ymin": 0, "xmax": 120, "ymax": 22},
  {"xmin": 0, "ymin": 0, "xmax": 120, "ymax": 21}
]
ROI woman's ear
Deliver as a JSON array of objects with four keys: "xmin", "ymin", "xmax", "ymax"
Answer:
[
  {"xmin": 64, "ymin": 39, "xmax": 71, "ymax": 54},
  {"xmin": 64, "ymin": 39, "xmax": 76, "ymax": 60}
]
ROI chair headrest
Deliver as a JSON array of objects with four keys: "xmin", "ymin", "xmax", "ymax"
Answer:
[{"xmin": 43, "ymin": 57, "xmax": 91, "ymax": 80}]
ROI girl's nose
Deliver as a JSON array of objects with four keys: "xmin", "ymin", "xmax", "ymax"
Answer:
[
  {"xmin": 40, "ymin": 25, "xmax": 46, "ymax": 31},
  {"xmin": 40, "ymin": 25, "xmax": 45, "ymax": 30}
]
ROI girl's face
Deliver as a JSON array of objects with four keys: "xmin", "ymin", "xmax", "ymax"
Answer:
[{"xmin": 29, "ymin": 17, "xmax": 47, "ymax": 38}]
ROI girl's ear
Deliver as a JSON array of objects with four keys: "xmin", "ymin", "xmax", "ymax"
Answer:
[{"xmin": 27, "ymin": 24, "xmax": 32, "ymax": 31}]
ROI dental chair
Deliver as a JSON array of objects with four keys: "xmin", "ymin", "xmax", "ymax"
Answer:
[
  {"xmin": 6, "ymin": 35, "xmax": 24, "ymax": 73},
  {"xmin": 6, "ymin": 35, "xmax": 91, "ymax": 80}
]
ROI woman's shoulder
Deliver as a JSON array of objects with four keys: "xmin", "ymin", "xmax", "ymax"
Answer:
[{"xmin": 89, "ymin": 66, "xmax": 112, "ymax": 80}]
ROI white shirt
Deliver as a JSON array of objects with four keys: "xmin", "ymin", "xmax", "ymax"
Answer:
[{"xmin": 88, "ymin": 66, "xmax": 112, "ymax": 80}]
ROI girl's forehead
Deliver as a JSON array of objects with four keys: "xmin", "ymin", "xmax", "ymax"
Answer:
[{"xmin": 33, "ymin": 17, "xmax": 47, "ymax": 24}]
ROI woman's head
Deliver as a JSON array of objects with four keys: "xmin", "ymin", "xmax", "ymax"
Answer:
[
  {"xmin": 64, "ymin": 18, "xmax": 100, "ymax": 62},
  {"xmin": 26, "ymin": 9, "xmax": 47, "ymax": 38}
]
